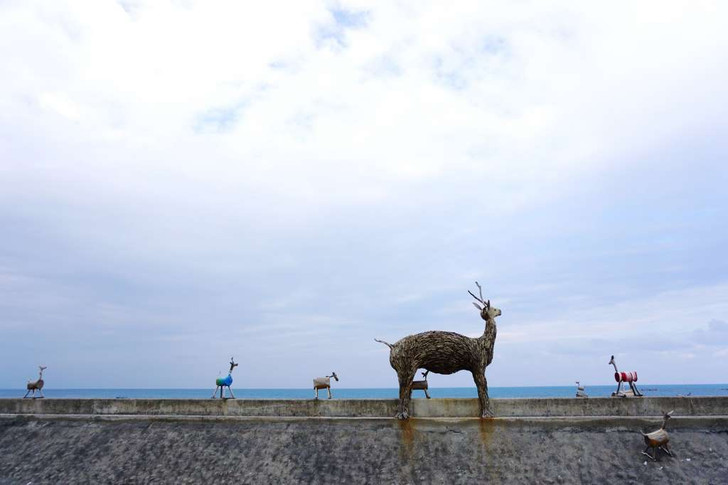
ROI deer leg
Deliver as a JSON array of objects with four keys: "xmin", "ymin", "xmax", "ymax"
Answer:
[
  {"xmin": 396, "ymin": 369, "xmax": 416, "ymax": 420},
  {"xmin": 327, "ymin": 387, "xmax": 332, "ymax": 399},
  {"xmin": 228, "ymin": 386, "xmax": 235, "ymax": 399},
  {"xmin": 473, "ymin": 371, "xmax": 493, "ymax": 418},
  {"xmin": 38, "ymin": 388, "xmax": 44, "ymax": 398},
  {"xmin": 631, "ymin": 382, "xmax": 642, "ymax": 397},
  {"xmin": 23, "ymin": 389, "xmax": 31, "ymax": 398},
  {"xmin": 211, "ymin": 386, "xmax": 218, "ymax": 399},
  {"xmin": 642, "ymin": 447, "xmax": 656, "ymax": 460},
  {"xmin": 424, "ymin": 389, "xmax": 431, "ymax": 399},
  {"xmin": 660, "ymin": 444, "xmax": 673, "ymax": 457},
  {"xmin": 315, "ymin": 388, "xmax": 319, "ymax": 400}
]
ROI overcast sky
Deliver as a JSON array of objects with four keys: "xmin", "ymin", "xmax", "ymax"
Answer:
[{"xmin": 1, "ymin": 0, "xmax": 727, "ymax": 389}]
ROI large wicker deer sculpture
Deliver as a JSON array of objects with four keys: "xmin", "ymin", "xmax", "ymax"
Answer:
[{"xmin": 375, "ymin": 282, "xmax": 501, "ymax": 419}]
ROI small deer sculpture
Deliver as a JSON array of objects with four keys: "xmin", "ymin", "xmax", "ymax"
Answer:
[
  {"xmin": 313, "ymin": 372, "xmax": 339, "ymax": 399},
  {"xmin": 23, "ymin": 366, "xmax": 47, "ymax": 399},
  {"xmin": 609, "ymin": 355, "xmax": 643, "ymax": 397},
  {"xmin": 376, "ymin": 282, "xmax": 501, "ymax": 419},
  {"xmin": 211, "ymin": 357, "xmax": 238, "ymax": 399},
  {"xmin": 410, "ymin": 370, "xmax": 431, "ymax": 399},
  {"xmin": 575, "ymin": 381, "xmax": 588, "ymax": 398},
  {"xmin": 642, "ymin": 410, "xmax": 674, "ymax": 460}
]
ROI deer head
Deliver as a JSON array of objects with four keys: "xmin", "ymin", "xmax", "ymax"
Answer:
[
  {"xmin": 469, "ymin": 281, "xmax": 502, "ymax": 320},
  {"xmin": 229, "ymin": 358, "xmax": 238, "ymax": 373},
  {"xmin": 662, "ymin": 410, "xmax": 674, "ymax": 429},
  {"xmin": 329, "ymin": 372, "xmax": 339, "ymax": 382},
  {"xmin": 39, "ymin": 366, "xmax": 47, "ymax": 377}
]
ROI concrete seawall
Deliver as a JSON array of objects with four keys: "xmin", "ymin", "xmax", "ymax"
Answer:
[
  {"xmin": 2, "ymin": 396, "xmax": 727, "ymax": 418},
  {"xmin": 2, "ymin": 398, "xmax": 727, "ymax": 484}
]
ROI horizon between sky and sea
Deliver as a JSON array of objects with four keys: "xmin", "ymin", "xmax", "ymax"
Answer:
[{"xmin": 1, "ymin": 384, "xmax": 726, "ymax": 400}]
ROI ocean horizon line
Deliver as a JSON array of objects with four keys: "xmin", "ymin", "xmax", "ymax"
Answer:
[
  {"xmin": 3, "ymin": 382, "xmax": 727, "ymax": 390},
  {"xmin": 3, "ymin": 383, "xmax": 726, "ymax": 400}
]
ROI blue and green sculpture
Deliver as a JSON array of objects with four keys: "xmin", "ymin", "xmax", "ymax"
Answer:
[{"xmin": 212, "ymin": 357, "xmax": 238, "ymax": 399}]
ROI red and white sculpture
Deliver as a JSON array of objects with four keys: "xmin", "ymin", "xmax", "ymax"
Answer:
[{"xmin": 608, "ymin": 355, "xmax": 642, "ymax": 397}]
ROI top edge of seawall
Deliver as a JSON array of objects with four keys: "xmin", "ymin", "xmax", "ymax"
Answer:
[{"xmin": 1, "ymin": 396, "xmax": 726, "ymax": 418}]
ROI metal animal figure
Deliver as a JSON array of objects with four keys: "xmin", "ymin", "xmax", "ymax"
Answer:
[
  {"xmin": 211, "ymin": 357, "xmax": 238, "ymax": 399},
  {"xmin": 410, "ymin": 370, "xmax": 431, "ymax": 399},
  {"xmin": 313, "ymin": 372, "xmax": 339, "ymax": 399},
  {"xmin": 575, "ymin": 381, "xmax": 588, "ymax": 398},
  {"xmin": 609, "ymin": 355, "xmax": 642, "ymax": 397},
  {"xmin": 642, "ymin": 411, "xmax": 674, "ymax": 460},
  {"xmin": 376, "ymin": 282, "xmax": 501, "ymax": 419},
  {"xmin": 24, "ymin": 366, "xmax": 47, "ymax": 399}
]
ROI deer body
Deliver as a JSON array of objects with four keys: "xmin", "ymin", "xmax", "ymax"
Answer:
[
  {"xmin": 376, "ymin": 282, "xmax": 500, "ymax": 420},
  {"xmin": 313, "ymin": 372, "xmax": 338, "ymax": 399},
  {"xmin": 642, "ymin": 411, "xmax": 674, "ymax": 460},
  {"xmin": 23, "ymin": 366, "xmax": 47, "ymax": 399}
]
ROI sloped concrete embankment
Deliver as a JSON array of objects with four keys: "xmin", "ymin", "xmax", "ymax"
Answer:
[
  {"xmin": 1, "ymin": 398, "xmax": 726, "ymax": 484},
  {"xmin": 1, "ymin": 415, "xmax": 727, "ymax": 484}
]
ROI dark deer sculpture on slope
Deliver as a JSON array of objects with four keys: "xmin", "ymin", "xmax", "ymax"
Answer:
[
  {"xmin": 376, "ymin": 282, "xmax": 501, "ymax": 419},
  {"xmin": 642, "ymin": 411, "xmax": 674, "ymax": 460}
]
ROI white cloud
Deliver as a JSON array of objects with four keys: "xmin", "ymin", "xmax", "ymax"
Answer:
[{"xmin": 0, "ymin": 0, "xmax": 727, "ymax": 387}]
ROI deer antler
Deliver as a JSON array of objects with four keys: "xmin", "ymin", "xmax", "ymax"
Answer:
[{"xmin": 469, "ymin": 281, "xmax": 488, "ymax": 309}]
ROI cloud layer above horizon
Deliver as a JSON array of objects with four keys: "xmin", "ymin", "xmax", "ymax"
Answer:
[{"xmin": 1, "ymin": 0, "xmax": 727, "ymax": 388}]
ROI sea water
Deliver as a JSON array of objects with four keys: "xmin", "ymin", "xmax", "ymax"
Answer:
[{"xmin": 1, "ymin": 384, "xmax": 726, "ymax": 399}]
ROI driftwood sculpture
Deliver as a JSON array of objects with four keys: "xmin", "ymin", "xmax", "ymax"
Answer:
[
  {"xmin": 575, "ymin": 381, "xmax": 588, "ymax": 398},
  {"xmin": 609, "ymin": 355, "xmax": 643, "ymax": 397},
  {"xmin": 642, "ymin": 411, "xmax": 674, "ymax": 460},
  {"xmin": 376, "ymin": 282, "xmax": 500, "ymax": 419},
  {"xmin": 211, "ymin": 357, "xmax": 238, "ymax": 399},
  {"xmin": 313, "ymin": 372, "xmax": 339, "ymax": 399},
  {"xmin": 23, "ymin": 366, "xmax": 47, "ymax": 398},
  {"xmin": 410, "ymin": 370, "xmax": 431, "ymax": 399}
]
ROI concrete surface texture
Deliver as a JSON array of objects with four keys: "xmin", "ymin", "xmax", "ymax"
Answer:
[
  {"xmin": 1, "ymin": 416, "xmax": 726, "ymax": 484},
  {"xmin": 1, "ymin": 396, "xmax": 727, "ymax": 418}
]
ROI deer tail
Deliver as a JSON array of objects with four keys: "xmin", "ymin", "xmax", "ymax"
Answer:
[{"xmin": 374, "ymin": 338, "xmax": 393, "ymax": 349}]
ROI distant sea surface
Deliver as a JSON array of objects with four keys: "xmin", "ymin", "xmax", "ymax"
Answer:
[{"xmin": 1, "ymin": 384, "xmax": 726, "ymax": 399}]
